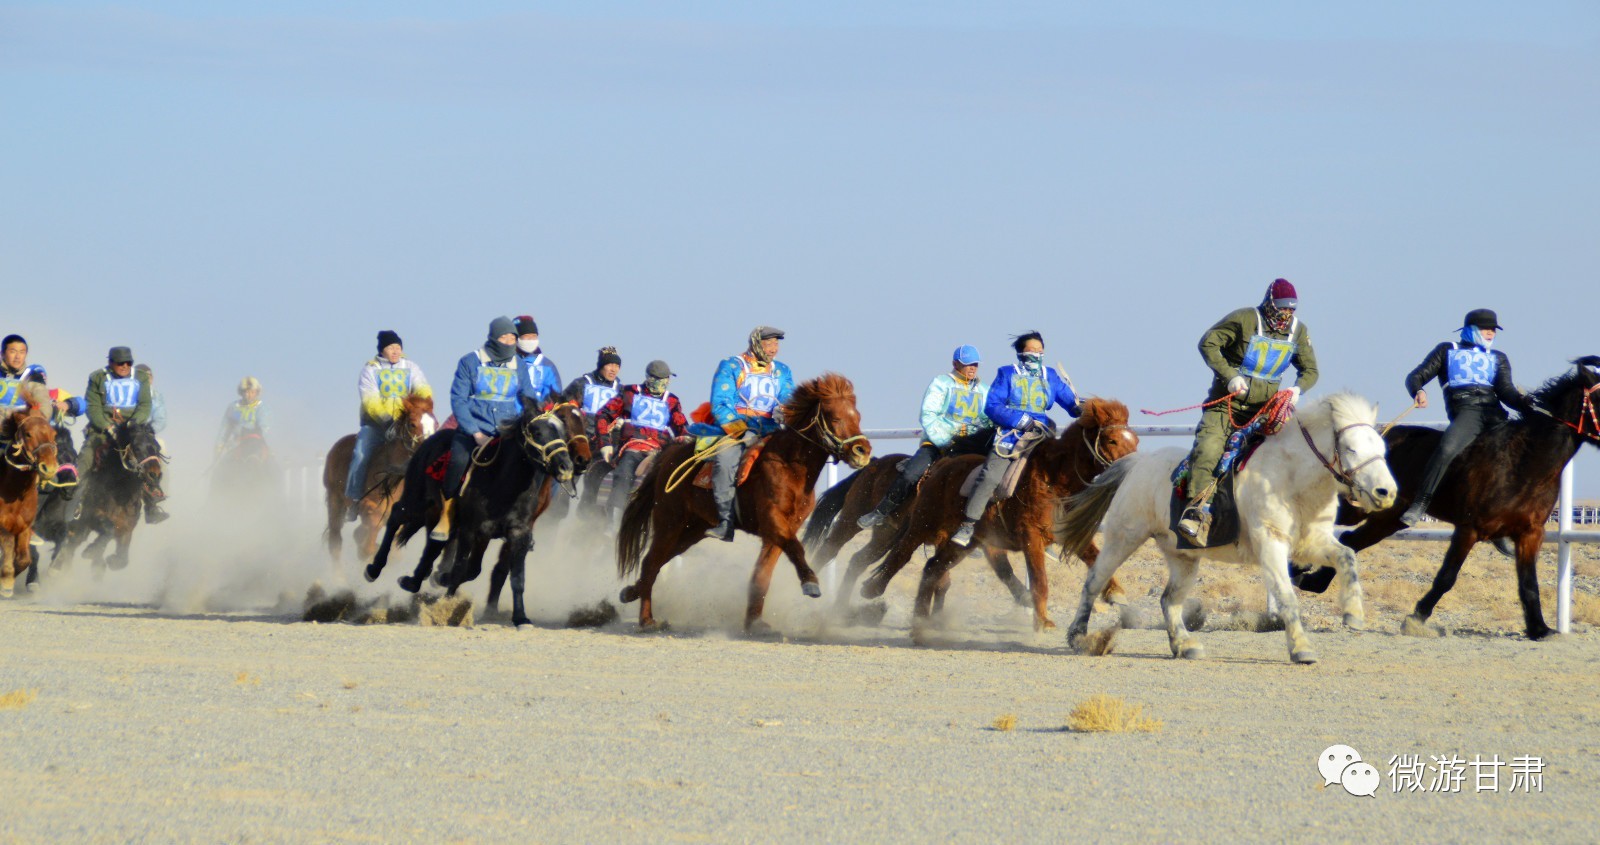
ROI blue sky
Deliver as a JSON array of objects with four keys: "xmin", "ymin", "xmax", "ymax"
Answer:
[{"xmin": 4, "ymin": 2, "xmax": 1598, "ymax": 492}]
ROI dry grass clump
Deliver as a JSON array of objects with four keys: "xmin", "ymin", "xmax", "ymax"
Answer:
[
  {"xmin": 234, "ymin": 671, "xmax": 261, "ymax": 687},
  {"xmin": 1066, "ymin": 694, "xmax": 1162, "ymax": 734},
  {"xmin": 566, "ymin": 600, "xmax": 619, "ymax": 628},
  {"xmin": 417, "ymin": 594, "xmax": 473, "ymax": 628},
  {"xmin": 992, "ymin": 714, "xmax": 1017, "ymax": 732},
  {"xmin": 0, "ymin": 688, "xmax": 39, "ymax": 710},
  {"xmin": 300, "ymin": 584, "xmax": 469, "ymax": 627},
  {"xmin": 1079, "ymin": 624, "xmax": 1121, "ymax": 656}
]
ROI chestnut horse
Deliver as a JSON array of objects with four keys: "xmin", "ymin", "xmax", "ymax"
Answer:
[
  {"xmin": 859, "ymin": 398, "xmax": 1139, "ymax": 637},
  {"xmin": 322, "ymin": 394, "xmax": 434, "ymax": 563},
  {"xmin": 1, "ymin": 404, "xmax": 62, "ymax": 596},
  {"xmin": 1317, "ymin": 357, "xmax": 1600, "ymax": 640},
  {"xmin": 57, "ymin": 421, "xmax": 163, "ymax": 574},
  {"xmin": 616, "ymin": 373, "xmax": 873, "ymax": 631}
]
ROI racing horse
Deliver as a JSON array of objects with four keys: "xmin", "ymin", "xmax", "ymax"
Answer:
[
  {"xmin": 425, "ymin": 402, "xmax": 589, "ymax": 628},
  {"xmin": 24, "ymin": 422, "xmax": 80, "ymax": 590},
  {"xmin": 57, "ymin": 420, "xmax": 164, "ymax": 574},
  {"xmin": 616, "ymin": 373, "xmax": 872, "ymax": 631},
  {"xmin": 1, "ymin": 401, "xmax": 62, "ymax": 596},
  {"xmin": 1315, "ymin": 357, "xmax": 1600, "ymax": 641},
  {"xmin": 855, "ymin": 398, "xmax": 1140, "ymax": 637},
  {"xmin": 211, "ymin": 433, "xmax": 277, "ymax": 499},
  {"xmin": 322, "ymin": 394, "xmax": 435, "ymax": 562},
  {"xmin": 1056, "ymin": 392, "xmax": 1395, "ymax": 664}
]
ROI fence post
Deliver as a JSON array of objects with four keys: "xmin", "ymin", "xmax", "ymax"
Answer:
[{"xmin": 1558, "ymin": 460, "xmax": 1574, "ymax": 634}]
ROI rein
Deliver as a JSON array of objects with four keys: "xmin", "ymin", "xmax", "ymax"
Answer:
[
  {"xmin": 791, "ymin": 405, "xmax": 868, "ymax": 460},
  {"xmin": 1558, "ymin": 383, "xmax": 1600, "ymax": 440},
  {"xmin": 1297, "ymin": 419, "xmax": 1383, "ymax": 489}
]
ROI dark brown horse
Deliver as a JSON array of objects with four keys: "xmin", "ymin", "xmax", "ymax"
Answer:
[
  {"xmin": 616, "ymin": 373, "xmax": 872, "ymax": 631},
  {"xmin": 58, "ymin": 420, "xmax": 163, "ymax": 574},
  {"xmin": 322, "ymin": 394, "xmax": 434, "ymax": 563},
  {"xmin": 859, "ymin": 398, "xmax": 1139, "ymax": 638},
  {"xmin": 1321, "ymin": 357, "xmax": 1600, "ymax": 640},
  {"xmin": 1, "ymin": 404, "xmax": 62, "ymax": 596}
]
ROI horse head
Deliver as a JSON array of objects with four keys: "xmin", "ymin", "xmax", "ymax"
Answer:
[
  {"xmin": 513, "ymin": 406, "xmax": 577, "ymax": 486},
  {"xmin": 1529, "ymin": 356, "xmax": 1600, "ymax": 445},
  {"xmin": 1313, "ymin": 393, "xmax": 1396, "ymax": 513},
  {"xmin": 392, "ymin": 394, "xmax": 437, "ymax": 448},
  {"xmin": 784, "ymin": 373, "xmax": 872, "ymax": 468},
  {"xmin": 114, "ymin": 421, "xmax": 166, "ymax": 489},
  {"xmin": 548, "ymin": 402, "xmax": 592, "ymax": 475},
  {"xmin": 2, "ymin": 407, "xmax": 60, "ymax": 482},
  {"xmin": 1068, "ymin": 397, "xmax": 1140, "ymax": 467}
]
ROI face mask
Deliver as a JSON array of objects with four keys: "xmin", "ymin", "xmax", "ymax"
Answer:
[
  {"xmin": 517, "ymin": 338, "xmax": 540, "ymax": 354},
  {"xmin": 1019, "ymin": 352, "xmax": 1043, "ymax": 371},
  {"xmin": 646, "ymin": 377, "xmax": 669, "ymax": 395}
]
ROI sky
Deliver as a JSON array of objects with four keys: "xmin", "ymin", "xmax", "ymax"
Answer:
[{"xmin": 4, "ymin": 1, "xmax": 1598, "ymax": 495}]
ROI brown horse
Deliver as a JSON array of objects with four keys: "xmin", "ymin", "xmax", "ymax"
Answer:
[
  {"xmin": 211, "ymin": 433, "xmax": 275, "ymax": 498},
  {"xmin": 1, "ymin": 404, "xmax": 62, "ymax": 596},
  {"xmin": 58, "ymin": 420, "xmax": 163, "ymax": 574},
  {"xmin": 616, "ymin": 373, "xmax": 872, "ymax": 631},
  {"xmin": 322, "ymin": 394, "xmax": 434, "ymax": 563},
  {"xmin": 859, "ymin": 398, "xmax": 1139, "ymax": 637}
]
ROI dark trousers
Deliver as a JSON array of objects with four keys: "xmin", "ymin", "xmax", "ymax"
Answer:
[
  {"xmin": 580, "ymin": 460, "xmax": 614, "ymax": 509},
  {"xmin": 874, "ymin": 427, "xmax": 995, "ymax": 513},
  {"xmin": 1415, "ymin": 403, "xmax": 1500, "ymax": 504},
  {"xmin": 443, "ymin": 430, "xmax": 478, "ymax": 498},
  {"xmin": 606, "ymin": 449, "xmax": 650, "ymax": 515}
]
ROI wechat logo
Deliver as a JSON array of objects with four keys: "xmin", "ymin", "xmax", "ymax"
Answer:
[{"xmin": 1319, "ymin": 745, "xmax": 1380, "ymax": 797}]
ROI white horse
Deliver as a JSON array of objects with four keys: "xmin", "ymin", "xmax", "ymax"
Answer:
[{"xmin": 1055, "ymin": 392, "xmax": 1397, "ymax": 664}]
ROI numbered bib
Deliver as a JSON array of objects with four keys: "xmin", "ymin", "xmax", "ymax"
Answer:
[
  {"xmin": 105, "ymin": 376, "xmax": 141, "ymax": 409},
  {"xmin": 0, "ymin": 377, "xmax": 22, "ymax": 411},
  {"xmin": 1445, "ymin": 346, "xmax": 1496, "ymax": 389},
  {"xmin": 737, "ymin": 371, "xmax": 781, "ymax": 416},
  {"xmin": 1006, "ymin": 374, "xmax": 1050, "ymax": 413},
  {"xmin": 375, "ymin": 368, "xmax": 411, "ymax": 399},
  {"xmin": 944, "ymin": 386, "xmax": 984, "ymax": 421},
  {"xmin": 632, "ymin": 393, "xmax": 672, "ymax": 432},
  {"xmin": 582, "ymin": 381, "xmax": 619, "ymax": 414},
  {"xmin": 474, "ymin": 364, "xmax": 518, "ymax": 403}
]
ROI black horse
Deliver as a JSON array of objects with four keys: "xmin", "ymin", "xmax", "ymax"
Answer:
[
  {"xmin": 365, "ymin": 404, "xmax": 589, "ymax": 625},
  {"xmin": 24, "ymin": 423, "xmax": 80, "ymax": 589},
  {"xmin": 1305, "ymin": 357, "xmax": 1600, "ymax": 640},
  {"xmin": 58, "ymin": 421, "xmax": 165, "ymax": 573}
]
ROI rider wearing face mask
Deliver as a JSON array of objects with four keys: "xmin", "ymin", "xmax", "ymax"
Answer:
[
  {"xmin": 951, "ymin": 331, "xmax": 1080, "ymax": 546},
  {"xmin": 1176, "ymin": 278, "xmax": 1318, "ymax": 542},
  {"xmin": 1398, "ymin": 308, "xmax": 1531, "ymax": 526},
  {"xmin": 596, "ymin": 359, "xmax": 691, "ymax": 524},
  {"xmin": 513, "ymin": 315, "xmax": 563, "ymax": 410},
  {"xmin": 436, "ymin": 316, "xmax": 523, "ymax": 541}
]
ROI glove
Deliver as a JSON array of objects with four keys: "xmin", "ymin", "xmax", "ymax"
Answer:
[
  {"xmin": 722, "ymin": 420, "xmax": 748, "ymax": 437},
  {"xmin": 472, "ymin": 431, "xmax": 491, "ymax": 447},
  {"xmin": 1014, "ymin": 414, "xmax": 1032, "ymax": 430},
  {"xmin": 1227, "ymin": 376, "xmax": 1249, "ymax": 396},
  {"xmin": 1029, "ymin": 418, "xmax": 1051, "ymax": 434},
  {"xmin": 600, "ymin": 444, "xmax": 615, "ymax": 463},
  {"xmin": 1285, "ymin": 386, "xmax": 1301, "ymax": 407}
]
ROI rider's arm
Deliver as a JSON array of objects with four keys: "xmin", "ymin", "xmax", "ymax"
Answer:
[
  {"xmin": 1198, "ymin": 309, "xmax": 1249, "ymax": 384},
  {"xmin": 406, "ymin": 361, "xmax": 432, "ymax": 398},
  {"xmin": 919, "ymin": 377, "xmax": 954, "ymax": 448},
  {"xmin": 1289, "ymin": 324, "xmax": 1319, "ymax": 394},
  {"xmin": 1403, "ymin": 343, "xmax": 1450, "ymax": 398},
  {"xmin": 709, "ymin": 358, "xmax": 742, "ymax": 426},
  {"xmin": 667, "ymin": 395, "xmax": 690, "ymax": 437},
  {"xmin": 1049, "ymin": 369, "xmax": 1081, "ymax": 417},
  {"xmin": 984, "ymin": 367, "xmax": 1030, "ymax": 430},
  {"xmin": 85, "ymin": 371, "xmax": 111, "ymax": 430},
  {"xmin": 1491, "ymin": 351, "xmax": 1532, "ymax": 413},
  {"xmin": 128, "ymin": 371, "xmax": 154, "ymax": 425},
  {"xmin": 450, "ymin": 354, "xmax": 486, "ymax": 436}
]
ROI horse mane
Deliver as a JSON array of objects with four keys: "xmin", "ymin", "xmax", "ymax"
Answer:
[
  {"xmin": 1071, "ymin": 397, "xmax": 1129, "ymax": 431},
  {"xmin": 1527, "ymin": 356, "xmax": 1600, "ymax": 418},
  {"xmin": 782, "ymin": 372, "xmax": 855, "ymax": 426},
  {"xmin": 1297, "ymin": 391, "xmax": 1376, "ymax": 434},
  {"xmin": 402, "ymin": 392, "xmax": 434, "ymax": 415}
]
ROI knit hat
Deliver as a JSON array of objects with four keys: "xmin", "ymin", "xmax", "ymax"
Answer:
[
  {"xmin": 952, "ymin": 344, "xmax": 981, "ymax": 365},
  {"xmin": 646, "ymin": 360, "xmax": 675, "ymax": 379},
  {"xmin": 1267, "ymin": 278, "xmax": 1298, "ymax": 308},
  {"xmin": 1464, "ymin": 308, "xmax": 1503, "ymax": 330},
  {"xmin": 377, "ymin": 330, "xmax": 403, "ymax": 353},
  {"xmin": 1, "ymin": 334, "xmax": 24, "ymax": 351},
  {"xmin": 108, "ymin": 346, "xmax": 134, "ymax": 364},
  {"xmin": 514, "ymin": 315, "xmax": 539, "ymax": 336},
  {"xmin": 489, "ymin": 316, "xmax": 517, "ymax": 341},
  {"xmin": 597, "ymin": 346, "xmax": 622, "ymax": 368}
]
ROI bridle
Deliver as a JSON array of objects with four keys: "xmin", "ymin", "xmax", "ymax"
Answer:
[
  {"xmin": 1083, "ymin": 423, "xmax": 1132, "ymax": 468},
  {"xmin": 1556, "ymin": 382, "xmax": 1600, "ymax": 442},
  {"xmin": 792, "ymin": 403, "xmax": 869, "ymax": 460},
  {"xmin": 5, "ymin": 426, "xmax": 57, "ymax": 474},
  {"xmin": 1297, "ymin": 418, "xmax": 1383, "ymax": 490}
]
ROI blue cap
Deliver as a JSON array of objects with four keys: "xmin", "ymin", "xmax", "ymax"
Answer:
[{"xmin": 952, "ymin": 345, "xmax": 981, "ymax": 365}]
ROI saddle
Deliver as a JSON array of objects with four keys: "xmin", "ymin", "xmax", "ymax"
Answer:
[
  {"xmin": 1167, "ymin": 425, "xmax": 1265, "ymax": 549},
  {"xmin": 958, "ymin": 456, "xmax": 1029, "ymax": 501},
  {"xmin": 693, "ymin": 436, "xmax": 768, "ymax": 490}
]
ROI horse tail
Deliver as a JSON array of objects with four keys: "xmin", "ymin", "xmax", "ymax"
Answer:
[
  {"xmin": 616, "ymin": 452, "xmax": 666, "ymax": 581},
  {"xmin": 801, "ymin": 470, "xmax": 863, "ymax": 551},
  {"xmin": 1055, "ymin": 456, "xmax": 1136, "ymax": 558}
]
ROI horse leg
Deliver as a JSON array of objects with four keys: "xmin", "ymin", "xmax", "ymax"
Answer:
[
  {"xmin": 486, "ymin": 540, "xmax": 513, "ymax": 611},
  {"xmin": 1021, "ymin": 535, "xmax": 1055, "ymax": 632},
  {"xmin": 1514, "ymin": 530, "xmax": 1553, "ymax": 641},
  {"xmin": 109, "ymin": 523, "xmax": 133, "ymax": 571},
  {"xmin": 981, "ymin": 546, "xmax": 1030, "ymax": 607},
  {"xmin": 364, "ymin": 519, "xmax": 402, "ymax": 583},
  {"xmin": 502, "ymin": 534, "xmax": 534, "ymax": 629},
  {"xmin": 1257, "ymin": 537, "xmax": 1315, "ymax": 664},
  {"xmin": 779, "ymin": 537, "xmax": 821, "ymax": 599},
  {"xmin": 324, "ymin": 493, "xmax": 344, "ymax": 562},
  {"xmin": 911, "ymin": 547, "xmax": 958, "ymax": 644},
  {"xmin": 0, "ymin": 536, "xmax": 14, "ymax": 598},
  {"xmin": 1066, "ymin": 530, "xmax": 1140, "ymax": 651},
  {"xmin": 932, "ymin": 570, "xmax": 953, "ymax": 617},
  {"xmin": 831, "ymin": 526, "xmax": 899, "ymax": 618},
  {"xmin": 860, "ymin": 531, "xmax": 921, "ymax": 600},
  {"xmin": 632, "ymin": 529, "xmax": 691, "ymax": 631},
  {"xmin": 1077, "ymin": 541, "xmax": 1127, "ymax": 606},
  {"xmin": 1159, "ymin": 552, "xmax": 1204, "ymax": 658},
  {"xmin": 1405, "ymin": 528, "xmax": 1477, "ymax": 637},
  {"xmin": 1299, "ymin": 536, "xmax": 1365, "ymax": 629},
  {"xmin": 744, "ymin": 541, "xmax": 785, "ymax": 633}
]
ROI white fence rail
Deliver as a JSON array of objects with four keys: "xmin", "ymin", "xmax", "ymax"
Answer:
[{"xmin": 837, "ymin": 423, "xmax": 1596, "ymax": 634}]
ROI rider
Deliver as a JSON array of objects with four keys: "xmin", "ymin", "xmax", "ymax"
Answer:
[
  {"xmin": 346, "ymin": 330, "xmax": 432, "ymax": 520},
  {"xmin": 2, "ymin": 334, "xmax": 77, "ymax": 420},
  {"xmin": 859, "ymin": 344, "xmax": 996, "ymax": 529},
  {"xmin": 708, "ymin": 326, "xmax": 795, "ymax": 541},
  {"xmin": 596, "ymin": 360, "xmax": 690, "ymax": 522},
  {"xmin": 565, "ymin": 346, "xmax": 623, "ymax": 513},
  {"xmin": 82, "ymin": 346, "xmax": 167, "ymax": 524},
  {"xmin": 1398, "ymin": 308, "xmax": 1531, "ymax": 526},
  {"xmin": 216, "ymin": 376, "xmax": 269, "ymax": 455},
  {"xmin": 514, "ymin": 315, "xmax": 563, "ymax": 410},
  {"xmin": 435, "ymin": 317, "xmax": 523, "ymax": 541},
  {"xmin": 135, "ymin": 364, "xmax": 167, "ymax": 434},
  {"xmin": 1176, "ymin": 278, "xmax": 1318, "ymax": 541},
  {"xmin": 951, "ymin": 332, "xmax": 1079, "ymax": 546}
]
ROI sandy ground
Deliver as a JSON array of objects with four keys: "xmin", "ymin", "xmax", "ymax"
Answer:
[{"xmin": 3, "ymin": 507, "xmax": 1600, "ymax": 843}]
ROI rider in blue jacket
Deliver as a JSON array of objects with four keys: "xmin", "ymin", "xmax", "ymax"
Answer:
[
  {"xmin": 708, "ymin": 326, "xmax": 795, "ymax": 540},
  {"xmin": 514, "ymin": 315, "xmax": 563, "ymax": 409},
  {"xmin": 951, "ymin": 331, "xmax": 1080, "ymax": 546},
  {"xmin": 435, "ymin": 316, "xmax": 523, "ymax": 541}
]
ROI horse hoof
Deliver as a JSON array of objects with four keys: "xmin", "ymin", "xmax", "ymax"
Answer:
[
  {"xmin": 745, "ymin": 620, "xmax": 777, "ymax": 638},
  {"xmin": 1529, "ymin": 628, "xmax": 1559, "ymax": 642},
  {"xmin": 1034, "ymin": 618, "xmax": 1058, "ymax": 633},
  {"xmin": 397, "ymin": 576, "xmax": 421, "ymax": 594},
  {"xmin": 910, "ymin": 625, "xmax": 933, "ymax": 647},
  {"xmin": 1342, "ymin": 613, "xmax": 1366, "ymax": 631},
  {"xmin": 638, "ymin": 620, "xmax": 670, "ymax": 634},
  {"xmin": 363, "ymin": 564, "xmax": 382, "ymax": 583},
  {"xmin": 619, "ymin": 585, "xmax": 639, "ymax": 604},
  {"xmin": 513, "ymin": 618, "xmax": 534, "ymax": 631},
  {"xmin": 0, "ymin": 587, "xmax": 11, "ymax": 599},
  {"xmin": 1291, "ymin": 649, "xmax": 1319, "ymax": 665},
  {"xmin": 1400, "ymin": 615, "xmax": 1439, "ymax": 638},
  {"xmin": 1179, "ymin": 645, "xmax": 1206, "ymax": 660},
  {"xmin": 1011, "ymin": 590, "xmax": 1030, "ymax": 608},
  {"xmin": 801, "ymin": 582, "xmax": 821, "ymax": 599}
]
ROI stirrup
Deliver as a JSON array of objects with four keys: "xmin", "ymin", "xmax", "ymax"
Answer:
[
  {"xmin": 429, "ymin": 498, "xmax": 455, "ymax": 542},
  {"xmin": 856, "ymin": 508, "xmax": 887, "ymax": 529},
  {"xmin": 950, "ymin": 519, "xmax": 977, "ymax": 546},
  {"xmin": 1176, "ymin": 507, "xmax": 1205, "ymax": 541},
  {"xmin": 1398, "ymin": 501, "xmax": 1429, "ymax": 527},
  {"xmin": 711, "ymin": 517, "xmax": 736, "ymax": 542}
]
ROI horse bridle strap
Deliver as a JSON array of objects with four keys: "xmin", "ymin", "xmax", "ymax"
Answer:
[
  {"xmin": 1559, "ymin": 383, "xmax": 1600, "ymax": 440},
  {"xmin": 1298, "ymin": 420, "xmax": 1381, "ymax": 488},
  {"xmin": 794, "ymin": 408, "xmax": 868, "ymax": 460}
]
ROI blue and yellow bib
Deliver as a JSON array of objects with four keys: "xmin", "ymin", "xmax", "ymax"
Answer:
[
  {"xmin": 0, "ymin": 375, "xmax": 24, "ymax": 411},
  {"xmin": 375, "ymin": 367, "xmax": 412, "ymax": 399},
  {"xmin": 1238, "ymin": 311, "xmax": 1298, "ymax": 382},
  {"xmin": 1006, "ymin": 372, "xmax": 1050, "ymax": 414},
  {"xmin": 474, "ymin": 362, "xmax": 519, "ymax": 403}
]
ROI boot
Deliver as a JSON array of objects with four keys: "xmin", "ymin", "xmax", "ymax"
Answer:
[
  {"xmin": 345, "ymin": 501, "xmax": 360, "ymax": 523},
  {"xmin": 1398, "ymin": 497, "xmax": 1430, "ymax": 527},
  {"xmin": 856, "ymin": 505, "xmax": 889, "ymax": 530},
  {"xmin": 429, "ymin": 498, "xmax": 455, "ymax": 542},
  {"xmin": 1492, "ymin": 536, "xmax": 1516, "ymax": 558},
  {"xmin": 950, "ymin": 519, "xmax": 978, "ymax": 546}
]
